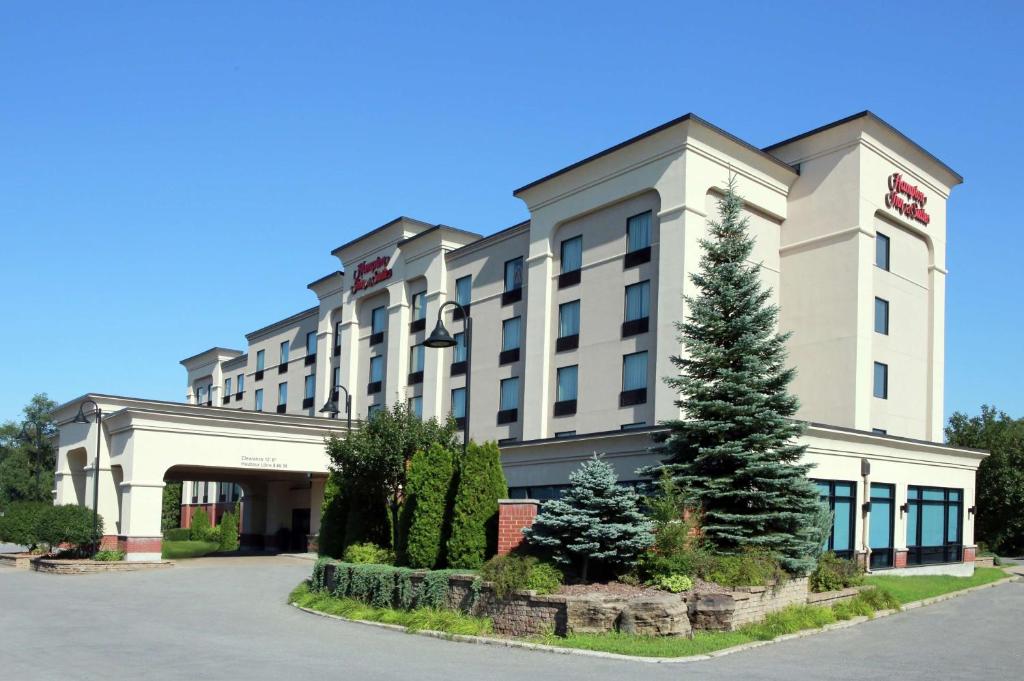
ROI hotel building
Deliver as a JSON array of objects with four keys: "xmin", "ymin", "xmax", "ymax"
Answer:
[{"xmin": 52, "ymin": 111, "xmax": 984, "ymax": 571}]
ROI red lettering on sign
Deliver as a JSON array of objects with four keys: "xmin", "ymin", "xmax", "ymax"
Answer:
[
  {"xmin": 884, "ymin": 172, "xmax": 930, "ymax": 226},
  {"xmin": 351, "ymin": 257, "xmax": 393, "ymax": 293}
]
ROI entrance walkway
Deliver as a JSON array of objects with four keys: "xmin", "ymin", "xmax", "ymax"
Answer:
[{"xmin": 1, "ymin": 558, "xmax": 1020, "ymax": 680}]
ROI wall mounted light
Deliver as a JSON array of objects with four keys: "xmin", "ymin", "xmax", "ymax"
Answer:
[
  {"xmin": 968, "ymin": 505, "xmax": 977, "ymax": 517},
  {"xmin": 899, "ymin": 502, "xmax": 909, "ymax": 516}
]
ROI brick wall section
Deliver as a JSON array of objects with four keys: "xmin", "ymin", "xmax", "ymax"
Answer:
[
  {"xmin": 894, "ymin": 549, "xmax": 908, "ymax": 568},
  {"xmin": 99, "ymin": 534, "xmax": 119, "ymax": 551},
  {"xmin": 497, "ymin": 499, "xmax": 539, "ymax": 556},
  {"xmin": 117, "ymin": 536, "xmax": 163, "ymax": 555},
  {"xmin": 963, "ymin": 546, "xmax": 977, "ymax": 563}
]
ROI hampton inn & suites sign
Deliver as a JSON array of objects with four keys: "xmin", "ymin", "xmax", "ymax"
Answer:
[
  {"xmin": 351, "ymin": 256, "xmax": 393, "ymax": 294},
  {"xmin": 884, "ymin": 172, "xmax": 931, "ymax": 226}
]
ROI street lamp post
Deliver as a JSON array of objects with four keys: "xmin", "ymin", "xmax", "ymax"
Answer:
[
  {"xmin": 319, "ymin": 384, "xmax": 353, "ymax": 434},
  {"xmin": 71, "ymin": 399, "xmax": 103, "ymax": 551},
  {"xmin": 424, "ymin": 301, "xmax": 471, "ymax": 457}
]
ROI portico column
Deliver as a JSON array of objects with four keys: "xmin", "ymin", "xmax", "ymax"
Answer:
[
  {"xmin": 521, "ymin": 241, "xmax": 554, "ymax": 440},
  {"xmin": 118, "ymin": 480, "xmax": 165, "ymax": 561},
  {"xmin": 385, "ymin": 282, "xmax": 411, "ymax": 410}
]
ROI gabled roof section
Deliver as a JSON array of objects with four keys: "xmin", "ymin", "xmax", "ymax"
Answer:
[
  {"xmin": 513, "ymin": 113, "xmax": 798, "ymax": 196},
  {"xmin": 179, "ymin": 347, "xmax": 243, "ymax": 368},
  {"xmin": 764, "ymin": 110, "xmax": 963, "ymax": 184},
  {"xmin": 330, "ymin": 216, "xmax": 435, "ymax": 257},
  {"xmin": 245, "ymin": 306, "xmax": 319, "ymax": 342}
]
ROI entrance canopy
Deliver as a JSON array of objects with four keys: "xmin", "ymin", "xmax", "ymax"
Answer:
[{"xmin": 52, "ymin": 394, "xmax": 353, "ymax": 559}]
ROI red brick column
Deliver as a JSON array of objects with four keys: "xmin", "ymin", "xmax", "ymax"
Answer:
[
  {"xmin": 99, "ymin": 535, "xmax": 119, "ymax": 551},
  {"xmin": 116, "ymin": 536, "xmax": 163, "ymax": 560},
  {"xmin": 894, "ymin": 549, "xmax": 908, "ymax": 568},
  {"xmin": 963, "ymin": 546, "xmax": 977, "ymax": 563},
  {"xmin": 497, "ymin": 500, "xmax": 539, "ymax": 556}
]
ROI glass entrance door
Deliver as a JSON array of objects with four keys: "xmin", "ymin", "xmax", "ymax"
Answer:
[{"xmin": 868, "ymin": 483, "xmax": 895, "ymax": 569}]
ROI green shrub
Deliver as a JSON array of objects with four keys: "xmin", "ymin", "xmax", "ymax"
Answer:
[
  {"xmin": 342, "ymin": 542, "xmax": 394, "ymax": 565},
  {"xmin": 402, "ymin": 443, "xmax": 457, "ymax": 568},
  {"xmin": 189, "ymin": 508, "xmax": 212, "ymax": 541},
  {"xmin": 809, "ymin": 552, "xmax": 865, "ymax": 592},
  {"xmin": 447, "ymin": 441, "xmax": 507, "ymax": 569},
  {"xmin": 318, "ymin": 472, "xmax": 348, "ymax": 558},
  {"xmin": 93, "ymin": 549, "xmax": 125, "ymax": 562},
  {"xmin": 703, "ymin": 550, "xmax": 787, "ymax": 588},
  {"xmin": 163, "ymin": 527, "xmax": 190, "ymax": 541},
  {"xmin": 38, "ymin": 504, "xmax": 101, "ymax": 552},
  {"xmin": 0, "ymin": 501, "xmax": 51, "ymax": 549},
  {"xmin": 480, "ymin": 554, "xmax": 563, "ymax": 599},
  {"xmin": 655, "ymin": 574, "xmax": 694, "ymax": 593},
  {"xmin": 218, "ymin": 509, "xmax": 239, "ymax": 552}
]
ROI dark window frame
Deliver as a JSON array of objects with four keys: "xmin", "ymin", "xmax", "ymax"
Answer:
[
  {"xmin": 875, "ymin": 297, "xmax": 890, "ymax": 335},
  {"xmin": 869, "ymin": 483, "xmax": 896, "ymax": 569},
  {"xmin": 906, "ymin": 486, "xmax": 963, "ymax": 566},
  {"xmin": 814, "ymin": 479, "xmax": 858, "ymax": 560},
  {"xmin": 874, "ymin": 362, "xmax": 889, "ymax": 399}
]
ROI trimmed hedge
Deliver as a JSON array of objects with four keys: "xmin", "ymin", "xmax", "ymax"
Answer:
[
  {"xmin": 163, "ymin": 527, "xmax": 190, "ymax": 541},
  {"xmin": 0, "ymin": 502, "xmax": 101, "ymax": 552},
  {"xmin": 0, "ymin": 501, "xmax": 51, "ymax": 549},
  {"xmin": 311, "ymin": 558, "xmax": 478, "ymax": 611},
  {"xmin": 189, "ymin": 508, "xmax": 213, "ymax": 541},
  {"xmin": 447, "ymin": 442, "xmax": 508, "ymax": 569},
  {"xmin": 402, "ymin": 443, "xmax": 457, "ymax": 569},
  {"xmin": 218, "ymin": 508, "xmax": 239, "ymax": 551}
]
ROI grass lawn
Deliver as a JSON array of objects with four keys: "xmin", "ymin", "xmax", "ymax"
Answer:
[
  {"xmin": 162, "ymin": 540, "xmax": 220, "ymax": 560},
  {"xmin": 289, "ymin": 582, "xmax": 493, "ymax": 636},
  {"xmin": 863, "ymin": 567, "xmax": 1007, "ymax": 605}
]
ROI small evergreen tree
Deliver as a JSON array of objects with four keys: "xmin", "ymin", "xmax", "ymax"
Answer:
[
  {"xmin": 161, "ymin": 481, "xmax": 183, "ymax": 531},
  {"xmin": 642, "ymin": 179, "xmax": 821, "ymax": 573},
  {"xmin": 447, "ymin": 441, "xmax": 508, "ymax": 569},
  {"xmin": 525, "ymin": 456, "xmax": 652, "ymax": 581},
  {"xmin": 190, "ymin": 507, "xmax": 212, "ymax": 541},
  {"xmin": 401, "ymin": 442, "xmax": 457, "ymax": 568},
  {"xmin": 218, "ymin": 507, "xmax": 239, "ymax": 552},
  {"xmin": 317, "ymin": 471, "xmax": 349, "ymax": 558}
]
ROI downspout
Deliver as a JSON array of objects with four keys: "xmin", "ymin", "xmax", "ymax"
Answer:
[{"xmin": 861, "ymin": 458, "xmax": 872, "ymax": 573}]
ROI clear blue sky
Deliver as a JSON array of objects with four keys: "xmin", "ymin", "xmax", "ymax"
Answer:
[{"xmin": 2, "ymin": 2, "xmax": 1021, "ymax": 428}]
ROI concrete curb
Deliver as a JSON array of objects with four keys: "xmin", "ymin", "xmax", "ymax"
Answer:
[{"xmin": 290, "ymin": 572, "xmax": 1020, "ymax": 664}]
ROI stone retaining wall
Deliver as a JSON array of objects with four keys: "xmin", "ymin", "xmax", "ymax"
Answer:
[
  {"xmin": 687, "ymin": 577, "xmax": 810, "ymax": 631},
  {"xmin": 0, "ymin": 553, "xmax": 36, "ymax": 569},
  {"xmin": 30, "ymin": 558, "xmax": 172, "ymax": 574},
  {"xmin": 806, "ymin": 585, "xmax": 865, "ymax": 607}
]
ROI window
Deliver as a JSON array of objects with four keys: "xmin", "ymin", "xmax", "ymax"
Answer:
[
  {"xmin": 906, "ymin": 486, "xmax": 963, "ymax": 565},
  {"xmin": 815, "ymin": 480, "xmax": 856, "ymax": 559},
  {"xmin": 236, "ymin": 373, "xmax": 244, "ymax": 395},
  {"xmin": 331, "ymin": 366, "xmax": 340, "ymax": 393},
  {"xmin": 621, "ymin": 351, "xmax": 648, "ymax": 406},
  {"xmin": 502, "ymin": 317, "xmax": 521, "ymax": 351},
  {"xmin": 872, "ymin": 428, "xmax": 887, "ymax": 435},
  {"xmin": 453, "ymin": 332, "xmax": 467, "ymax": 363},
  {"xmin": 874, "ymin": 297, "xmax": 889, "ymax": 335},
  {"xmin": 411, "ymin": 290, "xmax": 427, "ymax": 321},
  {"xmin": 371, "ymin": 306, "xmax": 387, "ymax": 334},
  {"xmin": 500, "ymin": 377, "xmax": 520, "ymax": 411},
  {"xmin": 456, "ymin": 276, "xmax": 472, "ymax": 306},
  {"xmin": 304, "ymin": 374, "xmax": 315, "ymax": 399},
  {"xmin": 224, "ymin": 377, "xmax": 232, "ymax": 397},
  {"xmin": 256, "ymin": 350, "xmax": 265, "ymax": 371},
  {"xmin": 408, "ymin": 395, "xmax": 423, "ymax": 419},
  {"xmin": 555, "ymin": 365, "xmax": 578, "ymax": 416},
  {"xmin": 277, "ymin": 382, "xmax": 287, "ymax": 406},
  {"xmin": 504, "ymin": 257, "xmax": 524, "ymax": 292},
  {"xmin": 367, "ymin": 403, "xmax": 382, "ymax": 419},
  {"xmin": 451, "ymin": 387, "xmax": 466, "ymax": 420},
  {"xmin": 621, "ymin": 422, "xmax": 647, "ymax": 430},
  {"xmin": 623, "ymin": 281, "xmax": 650, "ymax": 336},
  {"xmin": 556, "ymin": 365, "xmax": 578, "ymax": 402},
  {"xmin": 627, "ymin": 212, "xmax": 652, "ymax": 252},
  {"xmin": 556, "ymin": 300, "xmax": 580, "ymax": 352},
  {"xmin": 873, "ymin": 362, "xmax": 888, "ymax": 399},
  {"xmin": 554, "ymin": 431, "xmax": 576, "ymax": 439},
  {"xmin": 280, "ymin": 340, "xmax": 290, "ymax": 365},
  {"xmin": 560, "ymin": 236, "xmax": 582, "ymax": 273},
  {"xmin": 255, "ymin": 389, "xmax": 264, "ymax": 411},
  {"xmin": 409, "ymin": 343, "xmax": 425, "ymax": 373},
  {"xmin": 500, "ymin": 317, "xmax": 521, "ymax": 364},
  {"xmin": 334, "ymin": 322, "xmax": 342, "ymax": 354},
  {"xmin": 869, "ymin": 483, "xmax": 895, "ymax": 569},
  {"xmin": 370, "ymin": 356, "xmax": 384, "ymax": 383},
  {"xmin": 196, "ymin": 385, "xmax": 207, "ymax": 404},
  {"xmin": 306, "ymin": 331, "xmax": 317, "ymax": 356},
  {"xmin": 876, "ymin": 232, "xmax": 890, "ymax": 270}
]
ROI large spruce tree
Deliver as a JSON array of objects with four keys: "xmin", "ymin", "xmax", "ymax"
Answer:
[{"xmin": 645, "ymin": 179, "xmax": 821, "ymax": 573}]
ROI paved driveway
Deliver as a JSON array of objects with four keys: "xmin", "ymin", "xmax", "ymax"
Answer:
[{"xmin": 0, "ymin": 556, "xmax": 1019, "ymax": 680}]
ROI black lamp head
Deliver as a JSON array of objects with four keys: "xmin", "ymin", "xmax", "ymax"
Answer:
[
  {"xmin": 424, "ymin": 319, "xmax": 456, "ymax": 348},
  {"xmin": 319, "ymin": 400, "xmax": 339, "ymax": 415},
  {"xmin": 72, "ymin": 399, "xmax": 98, "ymax": 424}
]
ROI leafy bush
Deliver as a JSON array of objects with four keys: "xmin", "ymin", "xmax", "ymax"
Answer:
[
  {"xmin": 704, "ymin": 550, "xmax": 787, "ymax": 588},
  {"xmin": 0, "ymin": 501, "xmax": 51, "ymax": 549},
  {"xmin": 655, "ymin": 574, "xmax": 693, "ymax": 593},
  {"xmin": 401, "ymin": 443, "xmax": 457, "ymax": 568},
  {"xmin": 189, "ymin": 508, "xmax": 213, "ymax": 541},
  {"xmin": 163, "ymin": 527, "xmax": 190, "ymax": 541},
  {"xmin": 447, "ymin": 441, "xmax": 508, "ymax": 569},
  {"xmin": 480, "ymin": 554, "xmax": 564, "ymax": 599},
  {"xmin": 37, "ymin": 504, "xmax": 101, "ymax": 552},
  {"xmin": 218, "ymin": 509, "xmax": 239, "ymax": 552},
  {"xmin": 809, "ymin": 552, "xmax": 865, "ymax": 592},
  {"xmin": 93, "ymin": 549, "xmax": 125, "ymax": 562},
  {"xmin": 313, "ymin": 560, "xmax": 476, "ymax": 612},
  {"xmin": 342, "ymin": 542, "xmax": 394, "ymax": 565}
]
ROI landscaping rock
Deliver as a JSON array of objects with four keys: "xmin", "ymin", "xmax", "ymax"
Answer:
[
  {"xmin": 566, "ymin": 595, "xmax": 627, "ymax": 634},
  {"xmin": 619, "ymin": 594, "xmax": 691, "ymax": 637}
]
